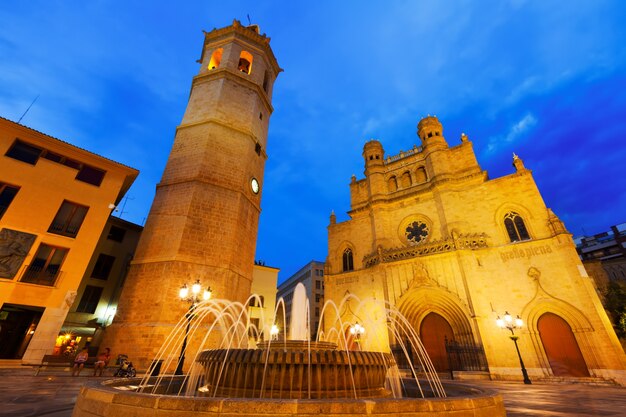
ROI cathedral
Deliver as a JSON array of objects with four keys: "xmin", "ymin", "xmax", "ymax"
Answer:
[{"xmin": 324, "ymin": 116, "xmax": 626, "ymax": 384}]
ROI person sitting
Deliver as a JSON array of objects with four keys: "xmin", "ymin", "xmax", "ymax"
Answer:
[
  {"xmin": 93, "ymin": 347, "xmax": 111, "ymax": 377},
  {"xmin": 71, "ymin": 347, "xmax": 89, "ymax": 376}
]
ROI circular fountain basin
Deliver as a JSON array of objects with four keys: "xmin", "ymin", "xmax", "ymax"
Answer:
[
  {"xmin": 197, "ymin": 345, "xmax": 394, "ymax": 398},
  {"xmin": 72, "ymin": 377, "xmax": 506, "ymax": 417}
]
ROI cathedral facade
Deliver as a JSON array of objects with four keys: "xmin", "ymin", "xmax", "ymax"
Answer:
[{"xmin": 325, "ymin": 116, "xmax": 626, "ymax": 384}]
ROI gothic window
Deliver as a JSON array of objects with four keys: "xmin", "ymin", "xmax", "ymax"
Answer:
[
  {"xmin": 208, "ymin": 48, "xmax": 223, "ymax": 70},
  {"xmin": 405, "ymin": 221, "xmax": 429, "ymax": 244},
  {"xmin": 388, "ymin": 176, "xmax": 398, "ymax": 192},
  {"xmin": 401, "ymin": 171, "xmax": 412, "ymax": 188},
  {"xmin": 504, "ymin": 212, "xmax": 530, "ymax": 242},
  {"xmin": 342, "ymin": 248, "xmax": 354, "ymax": 272},
  {"xmin": 415, "ymin": 167, "xmax": 427, "ymax": 183},
  {"xmin": 238, "ymin": 51, "xmax": 253, "ymax": 74}
]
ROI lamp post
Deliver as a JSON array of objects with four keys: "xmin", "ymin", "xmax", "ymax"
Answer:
[
  {"xmin": 176, "ymin": 280, "xmax": 212, "ymax": 375},
  {"xmin": 496, "ymin": 311, "xmax": 532, "ymax": 384},
  {"xmin": 270, "ymin": 324, "xmax": 280, "ymax": 341},
  {"xmin": 349, "ymin": 322, "xmax": 365, "ymax": 350}
]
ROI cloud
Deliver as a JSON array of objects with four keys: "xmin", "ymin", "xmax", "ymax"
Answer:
[{"xmin": 486, "ymin": 113, "xmax": 537, "ymax": 153}]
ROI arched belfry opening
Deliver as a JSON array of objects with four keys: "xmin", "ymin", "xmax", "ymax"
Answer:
[
  {"xmin": 238, "ymin": 51, "xmax": 253, "ymax": 74},
  {"xmin": 208, "ymin": 48, "xmax": 223, "ymax": 70}
]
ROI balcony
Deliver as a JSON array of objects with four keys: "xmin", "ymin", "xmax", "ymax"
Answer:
[{"xmin": 20, "ymin": 264, "xmax": 63, "ymax": 286}]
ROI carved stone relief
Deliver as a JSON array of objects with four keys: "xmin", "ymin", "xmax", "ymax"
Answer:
[{"xmin": 0, "ymin": 228, "xmax": 37, "ymax": 279}]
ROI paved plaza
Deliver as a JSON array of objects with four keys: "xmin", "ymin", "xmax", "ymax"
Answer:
[{"xmin": 0, "ymin": 367, "xmax": 624, "ymax": 417}]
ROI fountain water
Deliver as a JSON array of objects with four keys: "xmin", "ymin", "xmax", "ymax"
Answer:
[{"xmin": 72, "ymin": 284, "xmax": 506, "ymax": 416}]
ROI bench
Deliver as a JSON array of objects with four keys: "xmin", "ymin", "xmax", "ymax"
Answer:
[
  {"xmin": 35, "ymin": 355, "xmax": 98, "ymax": 376},
  {"xmin": 35, "ymin": 355, "xmax": 72, "ymax": 375}
]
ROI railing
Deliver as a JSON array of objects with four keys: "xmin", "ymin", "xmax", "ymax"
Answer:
[
  {"xmin": 48, "ymin": 221, "xmax": 80, "ymax": 237},
  {"xmin": 363, "ymin": 233, "xmax": 489, "ymax": 268},
  {"xmin": 445, "ymin": 337, "xmax": 489, "ymax": 376},
  {"xmin": 20, "ymin": 264, "xmax": 62, "ymax": 286},
  {"xmin": 385, "ymin": 145, "xmax": 422, "ymax": 164}
]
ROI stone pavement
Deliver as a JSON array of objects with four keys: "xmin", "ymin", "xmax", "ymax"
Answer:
[{"xmin": 0, "ymin": 367, "xmax": 624, "ymax": 417}]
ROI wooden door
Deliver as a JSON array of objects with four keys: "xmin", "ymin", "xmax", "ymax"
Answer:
[
  {"xmin": 420, "ymin": 312, "xmax": 453, "ymax": 372},
  {"xmin": 538, "ymin": 313, "xmax": 589, "ymax": 377}
]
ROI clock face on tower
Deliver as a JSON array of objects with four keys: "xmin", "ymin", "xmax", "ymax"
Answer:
[
  {"xmin": 405, "ymin": 221, "xmax": 429, "ymax": 244},
  {"xmin": 251, "ymin": 178, "xmax": 260, "ymax": 194}
]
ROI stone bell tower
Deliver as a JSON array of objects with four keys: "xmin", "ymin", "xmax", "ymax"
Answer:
[{"xmin": 103, "ymin": 20, "xmax": 281, "ymax": 365}]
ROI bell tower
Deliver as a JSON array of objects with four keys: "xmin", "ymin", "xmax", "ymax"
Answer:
[{"xmin": 103, "ymin": 20, "xmax": 281, "ymax": 365}]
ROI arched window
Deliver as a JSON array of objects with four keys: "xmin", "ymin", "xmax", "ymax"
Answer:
[
  {"xmin": 415, "ymin": 167, "xmax": 427, "ymax": 183},
  {"xmin": 238, "ymin": 51, "xmax": 253, "ymax": 74},
  {"xmin": 401, "ymin": 171, "xmax": 412, "ymax": 188},
  {"xmin": 342, "ymin": 248, "xmax": 354, "ymax": 272},
  {"xmin": 504, "ymin": 211, "xmax": 530, "ymax": 242},
  {"xmin": 388, "ymin": 176, "xmax": 398, "ymax": 192},
  {"xmin": 208, "ymin": 48, "xmax": 223, "ymax": 70}
]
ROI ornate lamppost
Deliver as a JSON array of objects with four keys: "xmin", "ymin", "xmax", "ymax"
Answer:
[
  {"xmin": 496, "ymin": 311, "xmax": 532, "ymax": 384},
  {"xmin": 349, "ymin": 322, "xmax": 365, "ymax": 350},
  {"xmin": 270, "ymin": 324, "xmax": 280, "ymax": 341},
  {"xmin": 176, "ymin": 280, "xmax": 212, "ymax": 375}
]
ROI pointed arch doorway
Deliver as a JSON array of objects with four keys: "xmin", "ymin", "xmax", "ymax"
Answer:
[
  {"xmin": 420, "ymin": 312, "xmax": 454, "ymax": 372},
  {"xmin": 537, "ymin": 313, "xmax": 589, "ymax": 377}
]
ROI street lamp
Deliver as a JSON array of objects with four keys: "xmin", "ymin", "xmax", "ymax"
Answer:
[
  {"xmin": 270, "ymin": 324, "xmax": 280, "ymax": 341},
  {"xmin": 176, "ymin": 279, "xmax": 212, "ymax": 375},
  {"xmin": 496, "ymin": 311, "xmax": 531, "ymax": 384},
  {"xmin": 349, "ymin": 322, "xmax": 365, "ymax": 350}
]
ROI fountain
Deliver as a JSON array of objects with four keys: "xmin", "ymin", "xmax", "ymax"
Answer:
[{"xmin": 72, "ymin": 285, "xmax": 505, "ymax": 416}]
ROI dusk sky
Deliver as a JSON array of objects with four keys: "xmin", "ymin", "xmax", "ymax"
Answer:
[{"xmin": 1, "ymin": 1, "xmax": 625, "ymax": 282}]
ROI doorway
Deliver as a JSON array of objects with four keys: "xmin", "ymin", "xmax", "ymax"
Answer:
[
  {"xmin": 0, "ymin": 304, "xmax": 44, "ymax": 359},
  {"xmin": 419, "ymin": 312, "xmax": 454, "ymax": 372},
  {"xmin": 538, "ymin": 312, "xmax": 589, "ymax": 377}
]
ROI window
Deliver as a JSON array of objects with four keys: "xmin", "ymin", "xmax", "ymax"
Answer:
[
  {"xmin": 315, "ymin": 294, "xmax": 321, "ymax": 303},
  {"xmin": 388, "ymin": 176, "xmax": 398, "ymax": 192},
  {"xmin": 504, "ymin": 212, "xmax": 530, "ymax": 242},
  {"xmin": 315, "ymin": 280, "xmax": 321, "ymax": 290},
  {"xmin": 342, "ymin": 248, "xmax": 354, "ymax": 272},
  {"xmin": 5, "ymin": 140, "xmax": 105, "ymax": 186},
  {"xmin": 248, "ymin": 295, "xmax": 264, "ymax": 308},
  {"xmin": 76, "ymin": 165, "xmax": 105, "ymax": 186},
  {"xmin": 91, "ymin": 254, "xmax": 115, "ymax": 280},
  {"xmin": 315, "ymin": 307, "xmax": 319, "ymax": 317},
  {"xmin": 76, "ymin": 285, "xmax": 103, "ymax": 313},
  {"xmin": 0, "ymin": 183, "xmax": 20, "ymax": 219},
  {"xmin": 401, "ymin": 171, "xmax": 412, "ymax": 188},
  {"xmin": 21, "ymin": 244, "xmax": 68, "ymax": 286},
  {"xmin": 262, "ymin": 70, "xmax": 269, "ymax": 92},
  {"xmin": 48, "ymin": 201, "xmax": 89, "ymax": 238},
  {"xmin": 238, "ymin": 51, "xmax": 253, "ymax": 74},
  {"xmin": 208, "ymin": 48, "xmax": 223, "ymax": 70},
  {"xmin": 107, "ymin": 225, "xmax": 126, "ymax": 242},
  {"xmin": 5, "ymin": 140, "xmax": 42, "ymax": 164},
  {"xmin": 415, "ymin": 167, "xmax": 427, "ymax": 183}
]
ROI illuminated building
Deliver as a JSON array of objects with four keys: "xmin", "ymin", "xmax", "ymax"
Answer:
[
  {"xmin": 0, "ymin": 116, "xmax": 138, "ymax": 363},
  {"xmin": 325, "ymin": 116, "xmax": 626, "ymax": 384}
]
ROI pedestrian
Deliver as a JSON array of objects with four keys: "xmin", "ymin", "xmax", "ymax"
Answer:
[
  {"xmin": 93, "ymin": 348, "xmax": 111, "ymax": 376},
  {"xmin": 71, "ymin": 347, "xmax": 89, "ymax": 376}
]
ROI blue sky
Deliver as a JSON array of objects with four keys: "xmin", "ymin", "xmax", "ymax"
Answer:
[{"xmin": 1, "ymin": 1, "xmax": 625, "ymax": 282}]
